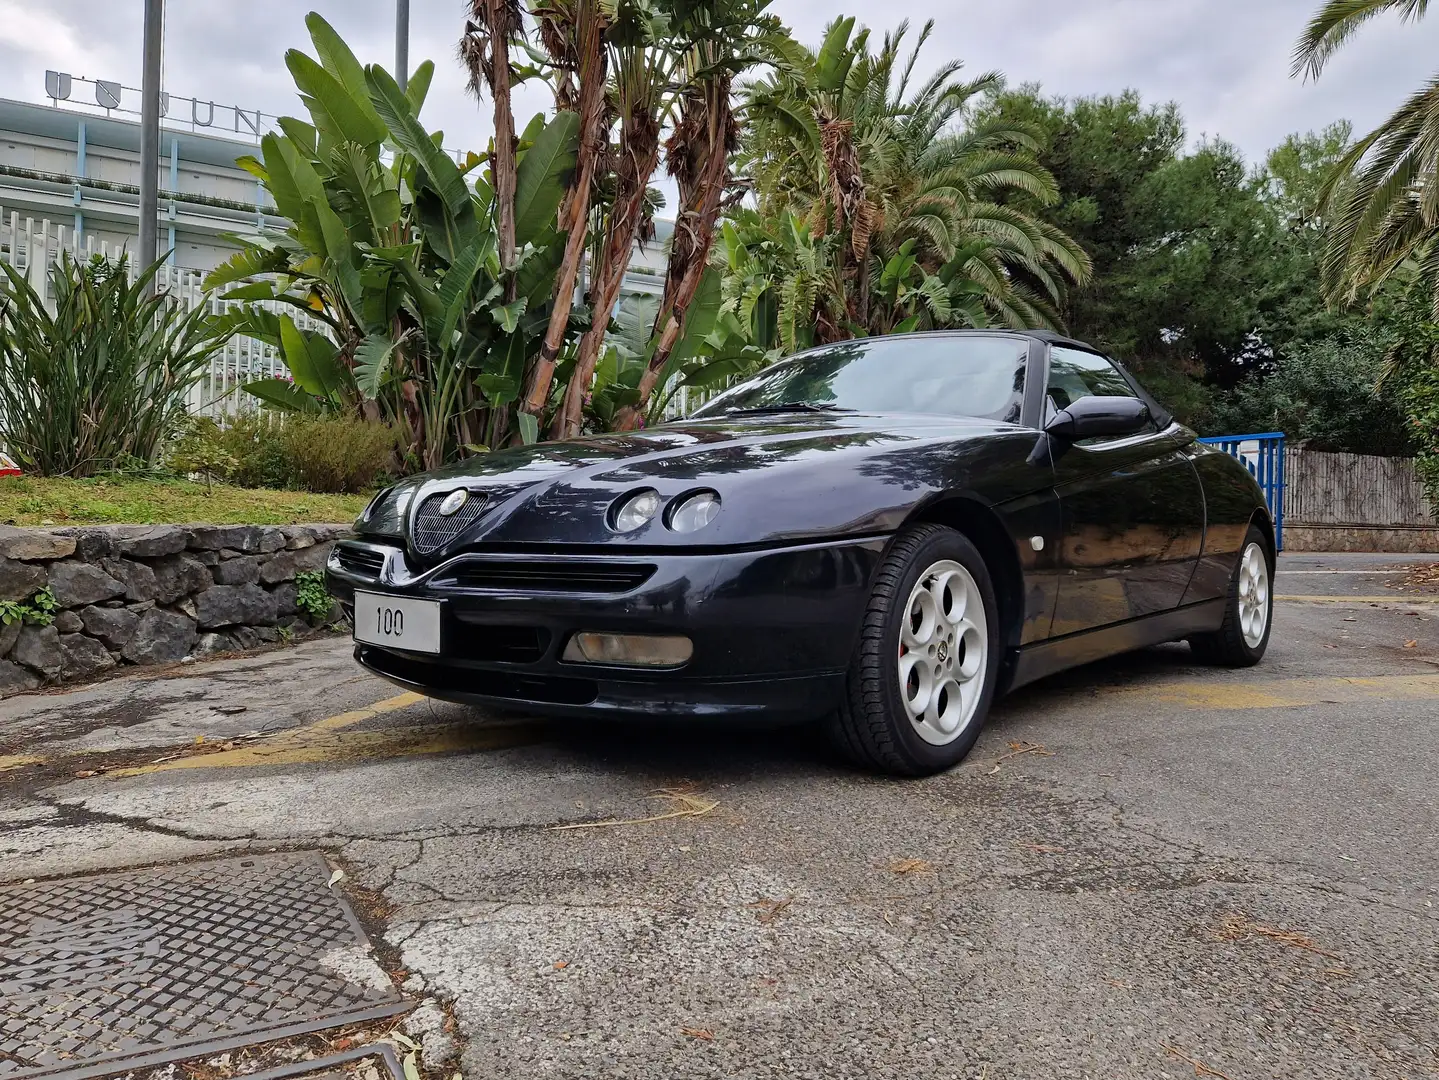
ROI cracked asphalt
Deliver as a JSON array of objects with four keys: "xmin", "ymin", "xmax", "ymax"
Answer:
[{"xmin": 3, "ymin": 552, "xmax": 1438, "ymax": 1079}]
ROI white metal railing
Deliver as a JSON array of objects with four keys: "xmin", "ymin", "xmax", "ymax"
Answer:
[{"xmin": 0, "ymin": 207, "xmax": 313, "ymax": 418}]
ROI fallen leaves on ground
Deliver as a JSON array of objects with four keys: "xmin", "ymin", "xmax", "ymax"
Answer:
[
  {"xmin": 550, "ymin": 788, "xmax": 718, "ymax": 831},
  {"xmin": 553, "ymin": 960, "xmax": 569, "ymax": 970},
  {"xmin": 887, "ymin": 858, "xmax": 934, "ymax": 874},
  {"xmin": 1101, "ymin": 977, "xmax": 1133, "ymax": 990},
  {"xmin": 680, "ymin": 1027, "xmax": 714, "ymax": 1041},
  {"xmin": 1389, "ymin": 563, "xmax": 1439, "ymax": 592},
  {"xmin": 1213, "ymin": 911, "xmax": 1341, "ymax": 959},
  {"xmin": 1161, "ymin": 1043, "xmax": 1232, "ymax": 1080},
  {"xmin": 748, "ymin": 897, "xmax": 794, "ymax": 924},
  {"xmin": 1018, "ymin": 842, "xmax": 1067, "ymax": 854},
  {"xmin": 1404, "ymin": 639, "xmax": 1419, "ymax": 648}
]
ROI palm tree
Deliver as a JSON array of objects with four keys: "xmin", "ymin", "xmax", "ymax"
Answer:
[
  {"xmin": 738, "ymin": 18, "xmax": 1090, "ymax": 333},
  {"xmin": 1295, "ymin": 0, "xmax": 1439, "ymax": 314}
]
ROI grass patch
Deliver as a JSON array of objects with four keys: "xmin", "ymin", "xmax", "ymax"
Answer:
[{"xmin": 0, "ymin": 476, "xmax": 369, "ymax": 526}]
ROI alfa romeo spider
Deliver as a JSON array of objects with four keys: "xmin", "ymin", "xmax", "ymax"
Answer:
[{"xmin": 327, "ymin": 330, "xmax": 1274, "ymax": 775}]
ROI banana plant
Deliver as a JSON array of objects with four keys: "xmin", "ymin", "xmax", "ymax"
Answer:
[{"xmin": 206, "ymin": 13, "xmax": 580, "ymax": 468}]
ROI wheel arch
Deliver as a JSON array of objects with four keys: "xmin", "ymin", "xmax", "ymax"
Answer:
[
  {"xmin": 1249, "ymin": 507, "xmax": 1276, "ymax": 561},
  {"xmin": 903, "ymin": 496, "xmax": 1025, "ymax": 652}
]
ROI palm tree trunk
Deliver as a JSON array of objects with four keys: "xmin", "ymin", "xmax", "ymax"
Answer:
[
  {"xmin": 552, "ymin": 117, "xmax": 662, "ymax": 440},
  {"xmin": 487, "ymin": 1, "xmax": 518, "ymax": 289},
  {"xmin": 463, "ymin": 2, "xmax": 520, "ymax": 285},
  {"xmin": 519, "ymin": 1, "xmax": 607, "ymax": 421},
  {"xmin": 614, "ymin": 80, "xmax": 733, "ymax": 431}
]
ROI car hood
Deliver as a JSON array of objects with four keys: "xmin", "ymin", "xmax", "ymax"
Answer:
[{"xmin": 360, "ymin": 412, "xmax": 1041, "ymax": 556}]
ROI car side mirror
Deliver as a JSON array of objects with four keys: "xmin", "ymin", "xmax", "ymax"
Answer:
[{"xmin": 1045, "ymin": 396, "xmax": 1150, "ymax": 441}]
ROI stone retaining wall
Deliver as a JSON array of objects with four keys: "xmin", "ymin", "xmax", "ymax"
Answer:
[{"xmin": 0, "ymin": 523, "xmax": 350, "ymax": 697}]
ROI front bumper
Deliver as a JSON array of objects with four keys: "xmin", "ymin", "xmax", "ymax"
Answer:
[{"xmin": 327, "ymin": 536, "xmax": 887, "ymax": 721}]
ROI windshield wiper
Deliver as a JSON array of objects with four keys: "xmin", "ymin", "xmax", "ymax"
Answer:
[{"xmin": 723, "ymin": 402, "xmax": 851, "ymax": 415}]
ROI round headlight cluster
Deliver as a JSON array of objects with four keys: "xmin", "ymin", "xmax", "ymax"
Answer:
[
  {"xmin": 613, "ymin": 489, "xmax": 663, "ymax": 533},
  {"xmin": 668, "ymin": 491, "xmax": 721, "ymax": 533},
  {"xmin": 610, "ymin": 489, "xmax": 722, "ymax": 534}
]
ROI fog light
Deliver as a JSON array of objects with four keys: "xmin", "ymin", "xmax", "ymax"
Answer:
[{"xmin": 562, "ymin": 632, "xmax": 693, "ymax": 667}]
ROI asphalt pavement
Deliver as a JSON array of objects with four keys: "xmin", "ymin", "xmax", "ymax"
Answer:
[{"xmin": 2, "ymin": 552, "xmax": 1437, "ymax": 1080}]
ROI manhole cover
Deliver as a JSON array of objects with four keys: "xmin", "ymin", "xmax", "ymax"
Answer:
[{"xmin": 0, "ymin": 852, "xmax": 405, "ymax": 1080}]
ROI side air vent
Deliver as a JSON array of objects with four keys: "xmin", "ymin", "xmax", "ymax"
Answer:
[
  {"xmin": 412, "ymin": 491, "xmax": 489, "ymax": 555},
  {"xmin": 333, "ymin": 543, "xmax": 391, "ymax": 579}
]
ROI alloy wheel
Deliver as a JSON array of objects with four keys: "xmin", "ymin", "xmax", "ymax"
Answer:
[
  {"xmin": 1238, "ymin": 541, "xmax": 1270, "ymax": 648},
  {"xmin": 897, "ymin": 559, "xmax": 989, "ymax": 746}
]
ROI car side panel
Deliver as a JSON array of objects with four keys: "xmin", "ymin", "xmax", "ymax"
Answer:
[
  {"xmin": 1049, "ymin": 428, "xmax": 1206, "ymax": 635},
  {"xmin": 1182, "ymin": 444, "xmax": 1269, "ymax": 604}
]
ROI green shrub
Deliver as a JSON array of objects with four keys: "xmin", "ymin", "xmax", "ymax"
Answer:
[
  {"xmin": 212, "ymin": 413, "xmax": 292, "ymax": 490},
  {"xmin": 273, "ymin": 416, "xmax": 397, "ymax": 494},
  {"xmin": 0, "ymin": 253, "xmax": 227, "ymax": 476},
  {"xmin": 167, "ymin": 414, "xmax": 395, "ymax": 494}
]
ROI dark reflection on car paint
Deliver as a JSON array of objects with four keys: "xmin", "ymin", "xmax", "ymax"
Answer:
[{"xmin": 1048, "ymin": 428, "xmax": 1207, "ymax": 634}]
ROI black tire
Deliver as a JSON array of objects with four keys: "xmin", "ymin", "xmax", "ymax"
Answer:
[
  {"xmin": 828, "ymin": 524, "xmax": 1003, "ymax": 776},
  {"xmin": 1188, "ymin": 524, "xmax": 1273, "ymax": 667}
]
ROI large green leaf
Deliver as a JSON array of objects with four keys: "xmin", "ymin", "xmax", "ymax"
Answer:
[
  {"xmin": 259, "ymin": 134, "xmax": 305, "ymax": 224},
  {"xmin": 815, "ymin": 17, "xmax": 857, "ymax": 92},
  {"xmin": 406, "ymin": 60, "xmax": 435, "ymax": 115},
  {"xmin": 278, "ymin": 314, "xmax": 345, "ymax": 401},
  {"xmin": 491, "ymin": 298, "xmax": 528, "ymax": 334},
  {"xmin": 305, "ymin": 13, "xmax": 388, "ymax": 137},
  {"xmin": 243, "ymin": 378, "xmax": 322, "ymax": 414},
  {"xmin": 203, "ymin": 244, "xmax": 288, "ymax": 291},
  {"xmin": 366, "ymin": 66, "xmax": 471, "ymax": 219},
  {"xmin": 354, "ymin": 331, "xmax": 407, "ymax": 398},
  {"xmin": 513, "ymin": 112, "xmax": 580, "ymax": 247},
  {"xmin": 437, "ymin": 235, "xmax": 497, "ymax": 348},
  {"xmin": 286, "ymin": 50, "xmax": 387, "ymax": 149},
  {"xmin": 517, "ymin": 412, "xmax": 539, "ymax": 445},
  {"xmin": 515, "ymin": 237, "xmax": 565, "ymax": 306},
  {"xmin": 668, "ymin": 268, "xmax": 723, "ymax": 369},
  {"xmin": 276, "ymin": 117, "xmax": 318, "ymax": 157}
]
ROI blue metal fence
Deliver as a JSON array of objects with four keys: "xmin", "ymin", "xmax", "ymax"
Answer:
[{"xmin": 1198, "ymin": 432, "xmax": 1286, "ymax": 551}]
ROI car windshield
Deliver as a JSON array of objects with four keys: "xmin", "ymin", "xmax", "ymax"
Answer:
[{"xmin": 693, "ymin": 336, "xmax": 1029, "ymax": 424}]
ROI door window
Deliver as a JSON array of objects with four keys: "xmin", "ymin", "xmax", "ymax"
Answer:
[{"xmin": 1045, "ymin": 346, "xmax": 1157, "ymax": 437}]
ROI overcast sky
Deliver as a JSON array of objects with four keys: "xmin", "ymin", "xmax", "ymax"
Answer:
[{"xmin": 1, "ymin": 0, "xmax": 1431, "ymax": 177}]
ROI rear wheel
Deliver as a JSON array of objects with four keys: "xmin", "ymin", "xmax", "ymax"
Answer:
[
  {"xmin": 1189, "ymin": 525, "xmax": 1273, "ymax": 667},
  {"xmin": 829, "ymin": 524, "xmax": 1001, "ymax": 776}
]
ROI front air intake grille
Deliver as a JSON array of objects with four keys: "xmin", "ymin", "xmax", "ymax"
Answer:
[
  {"xmin": 334, "ymin": 542, "xmax": 390, "ymax": 579},
  {"xmin": 412, "ymin": 490, "xmax": 489, "ymax": 554},
  {"xmin": 439, "ymin": 560, "xmax": 657, "ymax": 594}
]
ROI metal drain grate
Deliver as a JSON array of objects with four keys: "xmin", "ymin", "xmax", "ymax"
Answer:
[{"xmin": 0, "ymin": 852, "xmax": 406, "ymax": 1080}]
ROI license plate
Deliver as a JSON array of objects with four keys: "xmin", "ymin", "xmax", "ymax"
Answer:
[{"xmin": 353, "ymin": 592, "xmax": 442, "ymax": 654}]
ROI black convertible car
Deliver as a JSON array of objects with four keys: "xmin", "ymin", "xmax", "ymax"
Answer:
[{"xmin": 327, "ymin": 330, "xmax": 1274, "ymax": 775}]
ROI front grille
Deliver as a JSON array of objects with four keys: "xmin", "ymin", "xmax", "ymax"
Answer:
[
  {"xmin": 438, "ymin": 560, "xmax": 657, "ymax": 594},
  {"xmin": 412, "ymin": 490, "xmax": 489, "ymax": 554},
  {"xmin": 334, "ymin": 542, "xmax": 390, "ymax": 579},
  {"xmin": 447, "ymin": 619, "xmax": 551, "ymax": 663}
]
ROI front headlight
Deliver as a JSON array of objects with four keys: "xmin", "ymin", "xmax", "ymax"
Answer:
[
  {"xmin": 357, "ymin": 484, "xmax": 413, "ymax": 538},
  {"xmin": 359, "ymin": 486, "xmax": 393, "ymax": 525},
  {"xmin": 612, "ymin": 489, "xmax": 662, "ymax": 533},
  {"xmin": 668, "ymin": 491, "xmax": 721, "ymax": 533}
]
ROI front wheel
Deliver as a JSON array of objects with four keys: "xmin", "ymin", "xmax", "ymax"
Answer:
[
  {"xmin": 1189, "ymin": 526, "xmax": 1273, "ymax": 667},
  {"xmin": 829, "ymin": 524, "xmax": 1001, "ymax": 776}
]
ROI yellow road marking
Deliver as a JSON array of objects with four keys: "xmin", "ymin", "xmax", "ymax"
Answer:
[
  {"xmin": 107, "ymin": 690, "xmax": 549, "ymax": 776},
  {"xmin": 0, "ymin": 753, "xmax": 45, "ymax": 773},
  {"xmin": 108, "ymin": 719, "xmax": 542, "ymax": 776},
  {"xmin": 1103, "ymin": 672, "xmax": 1439, "ymax": 710},
  {"xmin": 1277, "ymin": 595, "xmax": 1439, "ymax": 603}
]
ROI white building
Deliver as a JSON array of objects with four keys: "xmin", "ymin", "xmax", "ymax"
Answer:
[{"xmin": 0, "ymin": 96, "xmax": 283, "ymax": 273}]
